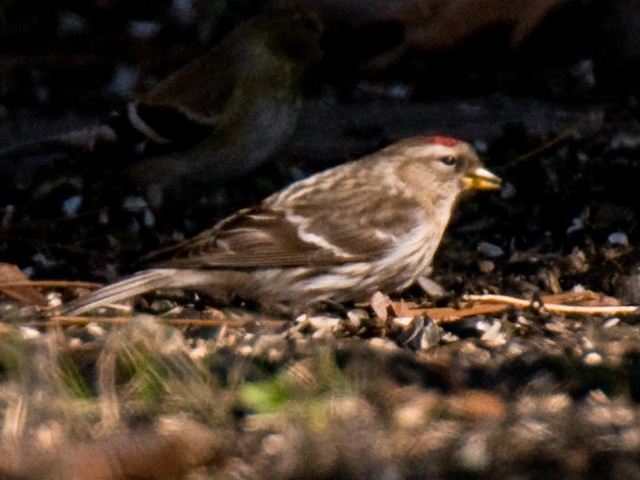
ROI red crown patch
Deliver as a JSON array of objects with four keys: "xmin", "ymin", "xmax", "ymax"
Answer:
[{"xmin": 422, "ymin": 136, "xmax": 460, "ymax": 147}]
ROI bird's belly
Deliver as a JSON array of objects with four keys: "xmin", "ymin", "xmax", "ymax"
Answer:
[
  {"xmin": 250, "ymin": 255, "xmax": 433, "ymax": 310},
  {"xmin": 198, "ymin": 93, "xmax": 300, "ymax": 178},
  {"xmin": 240, "ymin": 228, "xmax": 438, "ymax": 311},
  {"xmin": 372, "ymin": 227, "xmax": 439, "ymax": 292}
]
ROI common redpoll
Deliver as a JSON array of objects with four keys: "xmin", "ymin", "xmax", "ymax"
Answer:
[
  {"xmin": 1, "ymin": 11, "xmax": 322, "ymax": 189},
  {"xmin": 61, "ymin": 136, "xmax": 501, "ymax": 316}
]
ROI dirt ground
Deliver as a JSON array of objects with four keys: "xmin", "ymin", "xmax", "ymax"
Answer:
[{"xmin": 2, "ymin": 1, "xmax": 640, "ymax": 478}]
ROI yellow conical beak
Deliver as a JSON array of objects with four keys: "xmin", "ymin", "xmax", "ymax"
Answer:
[{"xmin": 462, "ymin": 167, "xmax": 502, "ymax": 191}]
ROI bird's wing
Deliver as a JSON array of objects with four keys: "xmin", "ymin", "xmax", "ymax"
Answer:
[
  {"xmin": 111, "ymin": 41, "xmax": 239, "ymax": 148},
  {"xmin": 145, "ymin": 188, "xmax": 424, "ymax": 269}
]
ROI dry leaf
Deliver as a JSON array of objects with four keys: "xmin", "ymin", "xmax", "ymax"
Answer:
[
  {"xmin": 391, "ymin": 299, "xmax": 417, "ymax": 318},
  {"xmin": 370, "ymin": 291, "xmax": 391, "ymax": 321},
  {"xmin": 0, "ymin": 263, "xmax": 47, "ymax": 307}
]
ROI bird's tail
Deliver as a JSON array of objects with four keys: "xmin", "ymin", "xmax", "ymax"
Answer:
[
  {"xmin": 60, "ymin": 268, "xmax": 199, "ymax": 317},
  {"xmin": 0, "ymin": 125, "xmax": 119, "ymax": 161}
]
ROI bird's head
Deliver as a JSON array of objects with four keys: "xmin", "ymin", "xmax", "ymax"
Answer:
[{"xmin": 388, "ymin": 136, "xmax": 502, "ymax": 210}]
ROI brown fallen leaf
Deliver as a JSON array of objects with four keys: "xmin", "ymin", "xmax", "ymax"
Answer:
[
  {"xmin": 0, "ymin": 263, "xmax": 47, "ymax": 307},
  {"xmin": 391, "ymin": 298, "xmax": 420, "ymax": 318}
]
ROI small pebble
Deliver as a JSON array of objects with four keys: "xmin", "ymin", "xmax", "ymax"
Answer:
[
  {"xmin": 57, "ymin": 10, "xmax": 88, "ymax": 35},
  {"xmin": 608, "ymin": 232, "xmax": 629, "ymax": 246},
  {"xmin": 477, "ymin": 241, "xmax": 504, "ymax": 258},
  {"xmin": 62, "ymin": 195, "xmax": 82, "ymax": 217},
  {"xmin": 505, "ymin": 341, "xmax": 525, "ymax": 358},
  {"xmin": 189, "ymin": 339, "xmax": 209, "ymax": 360},
  {"xmin": 46, "ymin": 292, "xmax": 62, "ymax": 308},
  {"xmin": 544, "ymin": 320, "xmax": 567, "ymax": 334},
  {"xmin": 312, "ymin": 327, "xmax": 334, "ymax": 339},
  {"xmin": 584, "ymin": 352, "xmax": 603, "ymax": 366},
  {"xmin": 611, "ymin": 132, "xmax": 640, "ymax": 150},
  {"xmin": 473, "ymin": 140, "xmax": 488, "ymax": 153},
  {"xmin": 419, "ymin": 318, "xmax": 441, "ymax": 351},
  {"xmin": 440, "ymin": 332, "xmax": 460, "ymax": 343},
  {"xmin": 388, "ymin": 83, "xmax": 410, "ymax": 99},
  {"xmin": 367, "ymin": 337, "xmax": 399, "ymax": 352},
  {"xmin": 346, "ymin": 309, "xmax": 369, "ymax": 327},
  {"xmin": 171, "ymin": 0, "xmax": 196, "ymax": 26},
  {"xmin": 128, "ymin": 21, "xmax": 162, "ymax": 40},
  {"xmin": 604, "ymin": 317, "xmax": 621, "ymax": 328},
  {"xmin": 581, "ymin": 337, "xmax": 595, "ymax": 350},
  {"xmin": 480, "ymin": 320, "xmax": 506, "ymax": 346},
  {"xmin": 307, "ymin": 315, "xmax": 340, "ymax": 330},
  {"xmin": 456, "ymin": 433, "xmax": 490, "ymax": 471},
  {"xmin": 393, "ymin": 317, "xmax": 413, "ymax": 327},
  {"xmin": 109, "ymin": 64, "xmax": 139, "ymax": 97},
  {"xmin": 122, "ymin": 196, "xmax": 148, "ymax": 211},
  {"xmin": 355, "ymin": 81, "xmax": 413, "ymax": 99},
  {"xmin": 98, "ymin": 210, "xmax": 109, "ymax": 224},
  {"xmin": 417, "ymin": 276, "xmax": 446, "ymax": 297},
  {"xmin": 571, "ymin": 284, "xmax": 586, "ymax": 293},
  {"xmin": 566, "ymin": 217, "xmax": 584, "ymax": 234},
  {"xmin": 143, "ymin": 209, "xmax": 156, "ymax": 227},
  {"xmin": 587, "ymin": 389, "xmax": 609, "ymax": 404},
  {"xmin": 238, "ymin": 345, "xmax": 254, "ymax": 356},
  {"xmin": 31, "ymin": 253, "xmax": 56, "ymax": 269},
  {"xmin": 20, "ymin": 326, "xmax": 41, "ymax": 340},
  {"xmin": 86, "ymin": 322, "xmax": 106, "ymax": 338},
  {"xmin": 567, "ymin": 248, "xmax": 589, "ymax": 274},
  {"xmin": 500, "ymin": 182, "xmax": 516, "ymax": 199},
  {"xmin": 478, "ymin": 260, "xmax": 495, "ymax": 273}
]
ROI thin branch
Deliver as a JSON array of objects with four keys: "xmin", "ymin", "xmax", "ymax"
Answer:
[
  {"xmin": 462, "ymin": 294, "xmax": 639, "ymax": 316},
  {"xmin": 0, "ymin": 280, "xmax": 102, "ymax": 289},
  {"xmin": 397, "ymin": 290, "xmax": 636, "ymax": 323}
]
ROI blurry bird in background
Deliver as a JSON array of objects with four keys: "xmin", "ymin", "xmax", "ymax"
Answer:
[
  {"xmin": 0, "ymin": 10, "xmax": 323, "ymax": 192},
  {"xmin": 61, "ymin": 135, "xmax": 502, "ymax": 317}
]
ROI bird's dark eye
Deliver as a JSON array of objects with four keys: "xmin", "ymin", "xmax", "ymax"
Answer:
[{"xmin": 440, "ymin": 156, "xmax": 457, "ymax": 166}]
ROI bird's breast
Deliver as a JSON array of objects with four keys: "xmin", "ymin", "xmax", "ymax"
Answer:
[{"xmin": 372, "ymin": 222, "xmax": 441, "ymax": 291}]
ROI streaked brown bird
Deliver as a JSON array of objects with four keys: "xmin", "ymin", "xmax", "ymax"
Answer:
[
  {"xmin": 61, "ymin": 136, "xmax": 501, "ymax": 316},
  {"xmin": 0, "ymin": 10, "xmax": 322, "ymax": 190}
]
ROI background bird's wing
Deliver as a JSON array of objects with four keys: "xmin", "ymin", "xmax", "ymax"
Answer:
[
  {"xmin": 114, "ymin": 42, "xmax": 239, "ymax": 149},
  {"xmin": 144, "ymin": 188, "xmax": 424, "ymax": 269}
]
